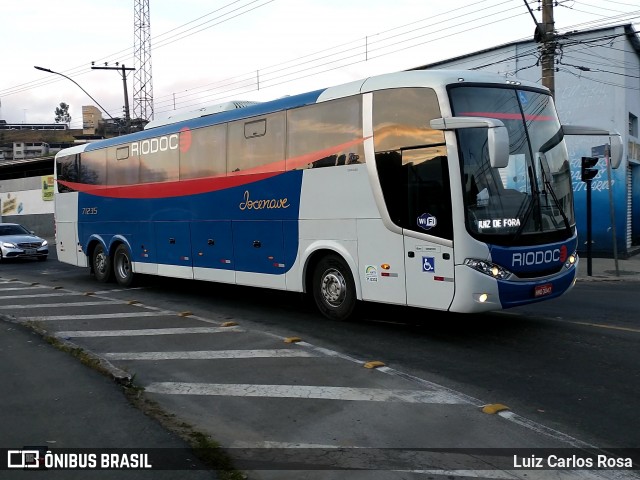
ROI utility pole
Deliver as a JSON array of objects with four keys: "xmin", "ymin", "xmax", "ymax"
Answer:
[
  {"xmin": 540, "ymin": 0, "xmax": 556, "ymax": 97},
  {"xmin": 91, "ymin": 63, "xmax": 135, "ymax": 133}
]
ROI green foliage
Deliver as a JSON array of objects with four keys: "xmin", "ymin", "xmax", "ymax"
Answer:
[{"xmin": 55, "ymin": 102, "xmax": 71, "ymax": 124}]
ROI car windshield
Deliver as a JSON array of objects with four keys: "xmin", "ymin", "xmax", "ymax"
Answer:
[
  {"xmin": 0, "ymin": 225, "xmax": 30, "ymax": 236},
  {"xmin": 449, "ymin": 85, "xmax": 575, "ymax": 245}
]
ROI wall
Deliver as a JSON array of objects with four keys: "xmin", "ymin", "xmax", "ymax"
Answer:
[{"xmin": 0, "ymin": 176, "xmax": 55, "ymax": 239}]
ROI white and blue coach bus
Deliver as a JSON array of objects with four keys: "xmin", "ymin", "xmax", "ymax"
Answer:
[{"xmin": 54, "ymin": 70, "xmax": 622, "ymax": 320}]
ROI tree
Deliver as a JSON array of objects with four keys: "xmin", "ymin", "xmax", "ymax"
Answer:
[{"xmin": 55, "ymin": 102, "xmax": 71, "ymax": 125}]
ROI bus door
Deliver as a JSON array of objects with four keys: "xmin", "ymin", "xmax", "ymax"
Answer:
[
  {"xmin": 154, "ymin": 221, "xmax": 194, "ymax": 279},
  {"xmin": 232, "ymin": 220, "xmax": 286, "ymax": 289},
  {"xmin": 399, "ymin": 149, "xmax": 455, "ymax": 311},
  {"xmin": 55, "ymin": 192, "xmax": 84, "ymax": 266},
  {"xmin": 404, "ymin": 241, "xmax": 455, "ymax": 311},
  {"xmin": 56, "ymin": 221, "xmax": 82, "ymax": 266}
]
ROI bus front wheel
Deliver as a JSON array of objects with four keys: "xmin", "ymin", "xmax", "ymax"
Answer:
[
  {"xmin": 113, "ymin": 244, "xmax": 134, "ymax": 287},
  {"xmin": 312, "ymin": 254, "xmax": 357, "ymax": 321},
  {"xmin": 92, "ymin": 243, "xmax": 112, "ymax": 283}
]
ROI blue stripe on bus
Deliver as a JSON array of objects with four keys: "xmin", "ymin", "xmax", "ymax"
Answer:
[
  {"xmin": 489, "ymin": 237, "xmax": 577, "ymax": 277},
  {"xmin": 489, "ymin": 237, "xmax": 578, "ymax": 308},
  {"xmin": 77, "ymin": 170, "xmax": 303, "ymax": 274},
  {"xmin": 495, "ymin": 266, "xmax": 576, "ymax": 309}
]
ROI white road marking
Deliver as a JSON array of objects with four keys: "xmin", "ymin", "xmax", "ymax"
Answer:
[
  {"xmin": 0, "ymin": 287, "xmax": 62, "ymax": 292},
  {"xmin": 105, "ymin": 349, "xmax": 316, "ymax": 360},
  {"xmin": 17, "ymin": 312, "xmax": 169, "ymax": 321},
  {"xmin": 498, "ymin": 411, "xmax": 596, "ymax": 449},
  {"xmin": 0, "ymin": 301, "xmax": 114, "ymax": 309},
  {"xmin": 398, "ymin": 470, "xmax": 614, "ymax": 479},
  {"xmin": 55, "ymin": 326, "xmax": 243, "ymax": 337},
  {"xmin": 0, "ymin": 293, "xmax": 81, "ymax": 300},
  {"xmin": 144, "ymin": 382, "xmax": 468, "ymax": 404}
]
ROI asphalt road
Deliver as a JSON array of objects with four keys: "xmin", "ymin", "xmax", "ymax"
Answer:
[{"xmin": 1, "ymin": 249, "xmax": 639, "ymax": 478}]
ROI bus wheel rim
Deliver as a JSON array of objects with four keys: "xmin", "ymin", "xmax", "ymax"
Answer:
[
  {"xmin": 95, "ymin": 252, "xmax": 107, "ymax": 273},
  {"xmin": 321, "ymin": 268, "xmax": 346, "ymax": 307},
  {"xmin": 117, "ymin": 253, "xmax": 130, "ymax": 278}
]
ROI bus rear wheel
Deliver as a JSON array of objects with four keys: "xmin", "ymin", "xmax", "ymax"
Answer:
[
  {"xmin": 92, "ymin": 243, "xmax": 112, "ymax": 283},
  {"xmin": 312, "ymin": 254, "xmax": 357, "ymax": 321},
  {"xmin": 113, "ymin": 244, "xmax": 134, "ymax": 287}
]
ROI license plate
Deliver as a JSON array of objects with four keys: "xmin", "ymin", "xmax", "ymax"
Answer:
[
  {"xmin": 534, "ymin": 283, "xmax": 553, "ymax": 297},
  {"xmin": 24, "ymin": 249, "xmax": 36, "ymax": 255}
]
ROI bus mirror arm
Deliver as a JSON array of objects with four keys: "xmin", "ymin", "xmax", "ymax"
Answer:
[
  {"xmin": 561, "ymin": 125, "xmax": 623, "ymax": 169},
  {"xmin": 430, "ymin": 117, "xmax": 509, "ymax": 169}
]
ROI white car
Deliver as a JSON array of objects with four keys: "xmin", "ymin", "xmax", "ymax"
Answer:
[{"xmin": 0, "ymin": 223, "xmax": 48, "ymax": 261}]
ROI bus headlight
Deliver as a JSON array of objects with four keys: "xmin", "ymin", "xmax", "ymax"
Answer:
[
  {"xmin": 565, "ymin": 251, "xmax": 577, "ymax": 269},
  {"xmin": 464, "ymin": 258, "xmax": 513, "ymax": 280}
]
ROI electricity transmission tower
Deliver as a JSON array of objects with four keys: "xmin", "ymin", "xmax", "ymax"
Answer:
[{"xmin": 133, "ymin": 0, "xmax": 154, "ymax": 122}]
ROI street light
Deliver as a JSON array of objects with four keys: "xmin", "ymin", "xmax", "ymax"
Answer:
[{"xmin": 33, "ymin": 66, "xmax": 116, "ymax": 122}]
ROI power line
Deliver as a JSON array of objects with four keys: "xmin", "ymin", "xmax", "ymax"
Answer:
[
  {"xmin": 3, "ymin": 0, "xmax": 639, "ymax": 122},
  {"xmin": 0, "ymin": 0, "xmax": 275, "ymax": 99}
]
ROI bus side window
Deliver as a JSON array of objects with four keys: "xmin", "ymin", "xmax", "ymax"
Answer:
[
  {"xmin": 108, "ymin": 145, "xmax": 140, "ymax": 185},
  {"xmin": 56, "ymin": 154, "xmax": 79, "ymax": 193},
  {"xmin": 79, "ymin": 149, "xmax": 107, "ymax": 185},
  {"xmin": 286, "ymin": 96, "xmax": 363, "ymax": 171},
  {"xmin": 228, "ymin": 112, "xmax": 285, "ymax": 175},
  {"xmin": 180, "ymin": 124, "xmax": 227, "ymax": 180},
  {"xmin": 403, "ymin": 149, "xmax": 453, "ymax": 240}
]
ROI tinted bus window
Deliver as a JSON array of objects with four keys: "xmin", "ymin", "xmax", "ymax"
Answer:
[
  {"xmin": 373, "ymin": 88, "xmax": 451, "ymax": 239},
  {"xmin": 79, "ymin": 149, "xmax": 107, "ymax": 185},
  {"xmin": 372, "ymin": 87, "xmax": 444, "ymax": 152},
  {"xmin": 180, "ymin": 125, "xmax": 227, "ymax": 180},
  {"xmin": 138, "ymin": 136, "xmax": 179, "ymax": 183},
  {"xmin": 287, "ymin": 96, "xmax": 363, "ymax": 170},
  {"xmin": 228, "ymin": 112, "xmax": 285, "ymax": 174},
  {"xmin": 107, "ymin": 145, "xmax": 140, "ymax": 185},
  {"xmin": 56, "ymin": 154, "xmax": 79, "ymax": 193}
]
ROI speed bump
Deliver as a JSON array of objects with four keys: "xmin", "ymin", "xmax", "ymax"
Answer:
[{"xmin": 481, "ymin": 403, "xmax": 510, "ymax": 414}]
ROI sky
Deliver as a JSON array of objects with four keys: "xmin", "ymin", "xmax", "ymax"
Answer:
[{"xmin": 0, "ymin": 0, "xmax": 638, "ymax": 128}]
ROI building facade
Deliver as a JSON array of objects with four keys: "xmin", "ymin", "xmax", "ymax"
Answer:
[{"xmin": 413, "ymin": 23, "xmax": 640, "ymax": 257}]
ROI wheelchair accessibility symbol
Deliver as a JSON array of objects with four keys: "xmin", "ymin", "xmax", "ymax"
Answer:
[{"xmin": 422, "ymin": 256, "xmax": 435, "ymax": 273}]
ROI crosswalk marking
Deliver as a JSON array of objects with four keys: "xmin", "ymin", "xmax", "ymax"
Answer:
[
  {"xmin": 17, "ymin": 312, "xmax": 169, "ymax": 321},
  {"xmin": 56, "ymin": 326, "xmax": 243, "ymax": 337},
  {"xmin": 0, "ymin": 293, "xmax": 80, "ymax": 300},
  {"xmin": 0, "ymin": 287, "xmax": 62, "ymax": 292},
  {"xmin": 104, "ymin": 349, "xmax": 316, "ymax": 360},
  {"xmin": 0, "ymin": 301, "xmax": 115, "ymax": 309},
  {"xmin": 144, "ymin": 382, "xmax": 468, "ymax": 404}
]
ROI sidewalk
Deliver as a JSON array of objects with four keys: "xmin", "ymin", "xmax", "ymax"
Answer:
[{"xmin": 576, "ymin": 251, "xmax": 640, "ymax": 281}]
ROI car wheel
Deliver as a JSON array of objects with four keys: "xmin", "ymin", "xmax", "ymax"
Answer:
[
  {"xmin": 312, "ymin": 254, "xmax": 357, "ymax": 321},
  {"xmin": 92, "ymin": 243, "xmax": 113, "ymax": 283},
  {"xmin": 113, "ymin": 244, "xmax": 134, "ymax": 287}
]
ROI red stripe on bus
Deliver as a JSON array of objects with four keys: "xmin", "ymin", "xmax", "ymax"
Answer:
[
  {"xmin": 57, "ymin": 172, "xmax": 280, "ymax": 198},
  {"xmin": 56, "ymin": 137, "xmax": 369, "ymax": 199}
]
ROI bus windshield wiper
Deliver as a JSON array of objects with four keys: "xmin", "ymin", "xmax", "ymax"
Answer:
[
  {"xmin": 538, "ymin": 153, "xmax": 572, "ymax": 234},
  {"xmin": 512, "ymin": 165, "xmax": 539, "ymax": 242}
]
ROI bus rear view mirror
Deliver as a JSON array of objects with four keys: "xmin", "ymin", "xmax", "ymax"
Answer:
[
  {"xmin": 430, "ymin": 117, "xmax": 509, "ymax": 169},
  {"xmin": 561, "ymin": 125, "xmax": 623, "ymax": 169}
]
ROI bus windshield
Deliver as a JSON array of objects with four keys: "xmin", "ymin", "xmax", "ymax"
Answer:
[{"xmin": 449, "ymin": 86, "xmax": 575, "ymax": 246}]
